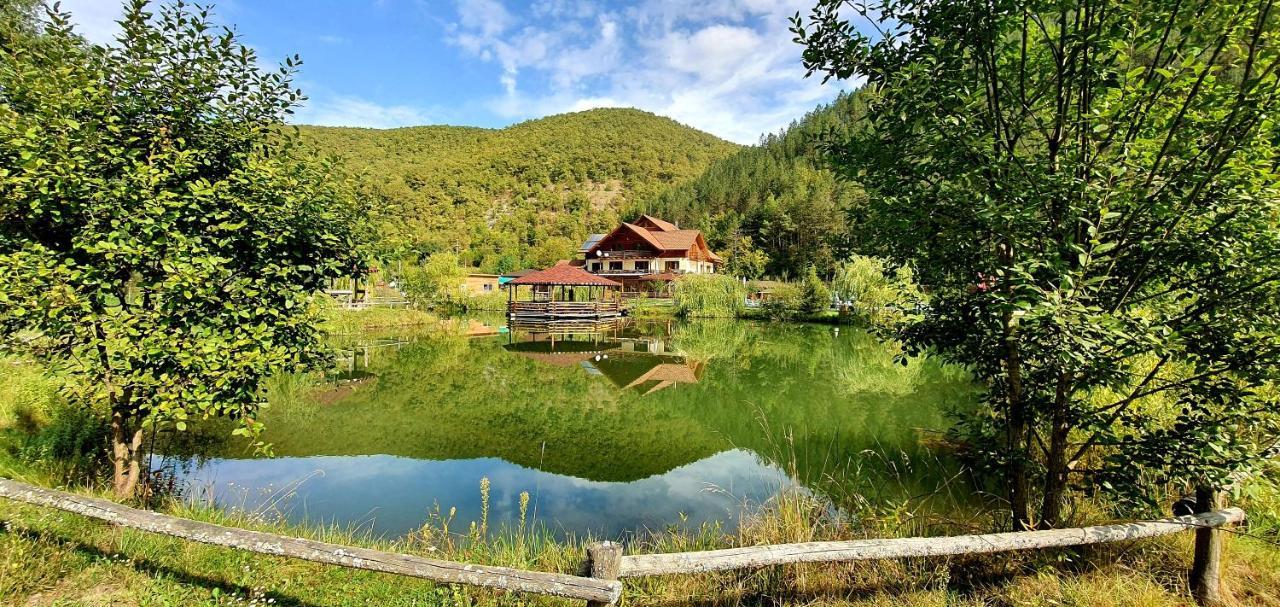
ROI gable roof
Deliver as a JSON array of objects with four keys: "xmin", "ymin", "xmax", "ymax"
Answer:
[
  {"xmin": 507, "ymin": 264, "xmax": 622, "ymax": 287},
  {"xmin": 581, "ymin": 217, "xmax": 722, "ymax": 263},
  {"xmin": 635, "ymin": 215, "xmax": 679, "ymax": 232}
]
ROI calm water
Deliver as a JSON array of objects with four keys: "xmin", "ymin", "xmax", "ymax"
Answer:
[{"xmin": 167, "ymin": 318, "xmax": 977, "ymax": 539}]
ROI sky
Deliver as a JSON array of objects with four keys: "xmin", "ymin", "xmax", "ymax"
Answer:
[{"xmin": 54, "ymin": 0, "xmax": 857, "ymax": 144}]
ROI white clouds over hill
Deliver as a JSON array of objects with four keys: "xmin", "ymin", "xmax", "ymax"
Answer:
[
  {"xmin": 447, "ymin": 0, "xmax": 856, "ymax": 143},
  {"xmin": 48, "ymin": 0, "xmax": 856, "ymax": 143}
]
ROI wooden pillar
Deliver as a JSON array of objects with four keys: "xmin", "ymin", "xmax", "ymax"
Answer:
[
  {"xmin": 1190, "ymin": 486, "xmax": 1226, "ymax": 606},
  {"xmin": 585, "ymin": 541, "xmax": 622, "ymax": 607}
]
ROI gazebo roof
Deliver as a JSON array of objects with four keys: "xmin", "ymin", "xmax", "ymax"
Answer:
[{"xmin": 507, "ymin": 264, "xmax": 623, "ymax": 287}]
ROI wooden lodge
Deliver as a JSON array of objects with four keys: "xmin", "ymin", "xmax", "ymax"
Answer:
[
  {"xmin": 506, "ymin": 262, "xmax": 625, "ymax": 319},
  {"xmin": 577, "ymin": 215, "xmax": 722, "ymax": 296}
]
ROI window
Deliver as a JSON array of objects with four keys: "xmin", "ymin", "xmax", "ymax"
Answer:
[
  {"xmin": 609, "ymin": 261, "xmax": 623, "ymax": 271},
  {"xmin": 590, "ymin": 262, "xmax": 600, "ymax": 272},
  {"xmin": 665, "ymin": 260, "xmax": 680, "ymax": 271},
  {"xmin": 483, "ymin": 283, "xmax": 493, "ymax": 292},
  {"xmin": 635, "ymin": 260, "xmax": 650, "ymax": 271}
]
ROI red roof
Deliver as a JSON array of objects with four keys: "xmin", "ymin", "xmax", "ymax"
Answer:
[
  {"xmin": 507, "ymin": 264, "xmax": 623, "ymax": 287},
  {"xmin": 636, "ymin": 215, "xmax": 679, "ymax": 232},
  {"xmin": 582, "ymin": 217, "xmax": 722, "ymax": 264}
]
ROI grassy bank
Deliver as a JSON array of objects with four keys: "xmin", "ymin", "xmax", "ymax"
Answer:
[
  {"xmin": 320, "ymin": 306, "xmax": 440, "ymax": 334},
  {"xmin": 3, "ymin": 454, "xmax": 1280, "ymax": 607},
  {"xmin": 3, "ymin": 342, "xmax": 1280, "ymax": 606}
]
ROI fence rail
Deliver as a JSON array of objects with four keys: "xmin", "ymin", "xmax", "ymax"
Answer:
[
  {"xmin": 0, "ymin": 478, "xmax": 620, "ymax": 604},
  {"xmin": 619, "ymin": 508, "xmax": 1245, "ymax": 577},
  {"xmin": 0, "ymin": 477, "xmax": 1244, "ymax": 606}
]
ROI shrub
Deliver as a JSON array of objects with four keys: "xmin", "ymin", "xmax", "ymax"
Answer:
[
  {"xmin": 672, "ymin": 274, "xmax": 747, "ymax": 318},
  {"xmin": 831, "ymin": 255, "xmax": 925, "ymax": 329},
  {"xmin": 402, "ymin": 253, "xmax": 469, "ymax": 310},
  {"xmin": 761, "ymin": 283, "xmax": 804, "ymax": 320},
  {"xmin": 19, "ymin": 404, "xmax": 109, "ymax": 483},
  {"xmin": 799, "ymin": 266, "xmax": 832, "ymax": 314}
]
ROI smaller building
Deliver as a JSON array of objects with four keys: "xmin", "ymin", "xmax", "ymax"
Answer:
[
  {"xmin": 464, "ymin": 273, "xmax": 500, "ymax": 295},
  {"xmin": 506, "ymin": 264, "xmax": 624, "ymax": 319},
  {"xmin": 499, "ymin": 269, "xmax": 537, "ymax": 286}
]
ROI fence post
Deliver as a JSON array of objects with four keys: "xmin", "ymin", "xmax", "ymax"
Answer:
[
  {"xmin": 1189, "ymin": 486, "xmax": 1225, "ymax": 607},
  {"xmin": 586, "ymin": 541, "xmax": 622, "ymax": 607}
]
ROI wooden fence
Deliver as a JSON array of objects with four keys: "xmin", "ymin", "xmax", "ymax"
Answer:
[
  {"xmin": 508, "ymin": 301, "xmax": 624, "ymax": 318},
  {"xmin": 0, "ymin": 477, "xmax": 1245, "ymax": 606}
]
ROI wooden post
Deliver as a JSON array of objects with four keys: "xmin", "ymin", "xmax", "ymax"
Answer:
[
  {"xmin": 1190, "ymin": 486, "xmax": 1226, "ymax": 607},
  {"xmin": 586, "ymin": 541, "xmax": 623, "ymax": 607}
]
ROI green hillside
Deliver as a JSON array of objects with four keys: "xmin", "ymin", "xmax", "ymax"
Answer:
[
  {"xmin": 637, "ymin": 92, "xmax": 868, "ymax": 278},
  {"xmin": 296, "ymin": 108, "xmax": 740, "ymax": 273}
]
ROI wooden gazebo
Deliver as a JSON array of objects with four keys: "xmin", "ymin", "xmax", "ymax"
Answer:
[{"xmin": 506, "ymin": 264, "xmax": 624, "ymax": 319}]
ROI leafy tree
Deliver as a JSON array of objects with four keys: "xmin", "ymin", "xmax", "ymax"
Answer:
[
  {"xmin": 799, "ymin": 266, "xmax": 832, "ymax": 314},
  {"xmin": 724, "ymin": 235, "xmax": 769, "ymax": 279},
  {"xmin": 402, "ymin": 253, "xmax": 468, "ymax": 309},
  {"xmin": 0, "ymin": 1, "xmax": 366, "ymax": 497},
  {"xmin": 832, "ymin": 255, "xmax": 923, "ymax": 329},
  {"xmin": 795, "ymin": 0, "xmax": 1280, "ymax": 531},
  {"xmin": 524, "ymin": 236, "xmax": 574, "ymax": 269}
]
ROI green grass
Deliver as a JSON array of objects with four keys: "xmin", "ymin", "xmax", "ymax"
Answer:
[
  {"xmin": 3, "ymin": 445, "xmax": 1279, "ymax": 607},
  {"xmin": 320, "ymin": 306, "xmax": 440, "ymax": 334},
  {"xmin": 3, "ymin": 354, "xmax": 1279, "ymax": 606}
]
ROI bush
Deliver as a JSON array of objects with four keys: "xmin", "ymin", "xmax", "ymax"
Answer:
[
  {"xmin": 18, "ymin": 404, "xmax": 109, "ymax": 483},
  {"xmin": 761, "ymin": 283, "xmax": 804, "ymax": 320},
  {"xmin": 461, "ymin": 290, "xmax": 507, "ymax": 312},
  {"xmin": 672, "ymin": 274, "xmax": 747, "ymax": 318},
  {"xmin": 402, "ymin": 253, "xmax": 469, "ymax": 310},
  {"xmin": 799, "ymin": 266, "xmax": 832, "ymax": 314},
  {"xmin": 831, "ymin": 255, "xmax": 925, "ymax": 329}
]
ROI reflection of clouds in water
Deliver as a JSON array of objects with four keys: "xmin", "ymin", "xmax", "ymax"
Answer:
[{"xmin": 168, "ymin": 449, "xmax": 793, "ymax": 539}]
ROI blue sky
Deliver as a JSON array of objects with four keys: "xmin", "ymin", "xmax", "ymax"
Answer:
[{"xmin": 56, "ymin": 0, "xmax": 856, "ymax": 144}]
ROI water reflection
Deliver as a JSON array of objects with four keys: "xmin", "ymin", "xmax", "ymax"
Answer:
[
  {"xmin": 168, "ymin": 449, "xmax": 793, "ymax": 539},
  {"xmin": 169, "ymin": 318, "xmax": 977, "ymax": 539}
]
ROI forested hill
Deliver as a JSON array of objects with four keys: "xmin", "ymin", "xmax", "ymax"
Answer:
[
  {"xmin": 635, "ymin": 91, "xmax": 867, "ymax": 279},
  {"xmin": 296, "ymin": 108, "xmax": 740, "ymax": 273}
]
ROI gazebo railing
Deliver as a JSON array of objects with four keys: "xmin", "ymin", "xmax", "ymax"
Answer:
[{"xmin": 510, "ymin": 301, "xmax": 623, "ymax": 317}]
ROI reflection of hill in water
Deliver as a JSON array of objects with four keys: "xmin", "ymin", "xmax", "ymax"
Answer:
[{"xmin": 243, "ymin": 320, "xmax": 976, "ymax": 487}]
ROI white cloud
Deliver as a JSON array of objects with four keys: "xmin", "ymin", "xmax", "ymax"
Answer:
[
  {"xmin": 293, "ymin": 94, "xmax": 439, "ymax": 129},
  {"xmin": 447, "ymin": 0, "xmax": 856, "ymax": 144}
]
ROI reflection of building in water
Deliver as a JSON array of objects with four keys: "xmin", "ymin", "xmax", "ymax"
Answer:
[
  {"xmin": 504, "ymin": 320, "xmax": 703, "ymax": 394},
  {"xmin": 332, "ymin": 337, "xmax": 413, "ymax": 382}
]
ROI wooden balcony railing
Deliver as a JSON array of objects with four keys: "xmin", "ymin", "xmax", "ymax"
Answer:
[{"xmin": 509, "ymin": 301, "xmax": 623, "ymax": 317}]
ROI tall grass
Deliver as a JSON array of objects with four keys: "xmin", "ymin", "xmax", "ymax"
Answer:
[{"xmin": 672, "ymin": 274, "xmax": 747, "ymax": 318}]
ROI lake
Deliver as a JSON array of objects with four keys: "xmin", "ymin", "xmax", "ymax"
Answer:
[{"xmin": 166, "ymin": 317, "xmax": 978, "ymax": 539}]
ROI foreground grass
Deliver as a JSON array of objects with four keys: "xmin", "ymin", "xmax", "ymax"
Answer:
[
  {"xmin": 3, "ymin": 458, "xmax": 1279, "ymax": 607},
  {"xmin": 3, "ymin": 353, "xmax": 1279, "ymax": 606}
]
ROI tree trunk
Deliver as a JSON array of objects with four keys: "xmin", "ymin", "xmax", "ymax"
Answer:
[
  {"xmin": 1039, "ymin": 374, "xmax": 1072, "ymax": 528},
  {"xmin": 110, "ymin": 410, "xmax": 146, "ymax": 499},
  {"xmin": 1190, "ymin": 486, "xmax": 1227, "ymax": 607},
  {"xmin": 1003, "ymin": 312, "xmax": 1032, "ymax": 531}
]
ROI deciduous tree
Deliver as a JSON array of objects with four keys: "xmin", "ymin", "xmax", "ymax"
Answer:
[
  {"xmin": 0, "ymin": 1, "xmax": 366, "ymax": 497},
  {"xmin": 794, "ymin": 0, "xmax": 1280, "ymax": 530}
]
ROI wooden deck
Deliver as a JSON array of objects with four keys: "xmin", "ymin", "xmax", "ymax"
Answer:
[{"xmin": 509, "ymin": 301, "xmax": 624, "ymax": 318}]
